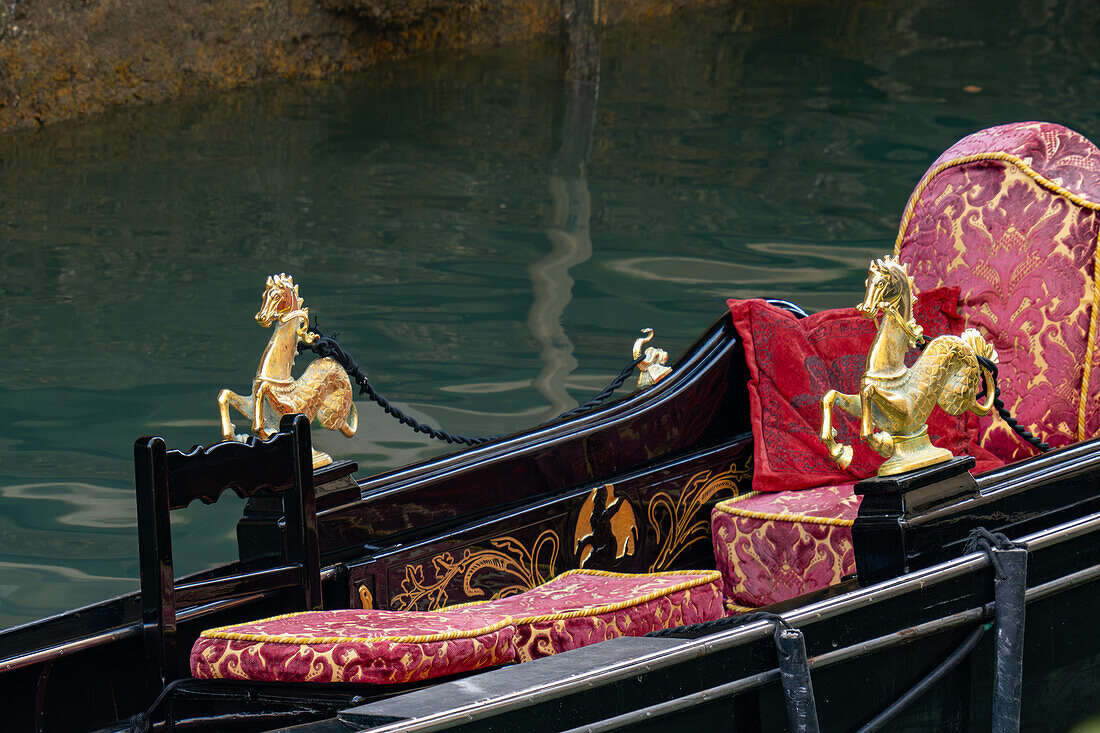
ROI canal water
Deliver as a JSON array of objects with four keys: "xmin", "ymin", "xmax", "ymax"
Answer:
[{"xmin": 2, "ymin": 0, "xmax": 1099, "ymax": 630}]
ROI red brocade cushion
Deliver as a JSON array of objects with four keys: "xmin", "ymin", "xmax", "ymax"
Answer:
[
  {"xmin": 711, "ymin": 485, "xmax": 858, "ymax": 609},
  {"xmin": 190, "ymin": 609, "xmax": 516, "ymax": 684},
  {"xmin": 440, "ymin": 569, "xmax": 724, "ymax": 662},
  {"xmin": 189, "ymin": 570, "xmax": 724, "ymax": 684},
  {"xmin": 895, "ymin": 121, "xmax": 1100, "ymax": 461},
  {"xmin": 728, "ymin": 288, "xmax": 1003, "ymax": 493}
]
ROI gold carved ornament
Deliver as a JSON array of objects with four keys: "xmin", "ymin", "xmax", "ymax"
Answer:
[
  {"xmin": 573, "ymin": 484, "xmax": 638, "ymax": 568},
  {"xmin": 819, "ymin": 256, "xmax": 998, "ymax": 477},
  {"xmin": 217, "ymin": 274, "xmax": 359, "ymax": 469},
  {"xmin": 633, "ymin": 328, "xmax": 673, "ymax": 388}
]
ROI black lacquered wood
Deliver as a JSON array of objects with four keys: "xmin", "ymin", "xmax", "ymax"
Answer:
[{"xmin": 134, "ymin": 413, "xmax": 322, "ymax": 703}]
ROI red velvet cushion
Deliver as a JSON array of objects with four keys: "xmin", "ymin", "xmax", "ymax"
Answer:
[
  {"xmin": 440, "ymin": 569, "xmax": 725, "ymax": 662},
  {"xmin": 729, "ymin": 289, "xmax": 1002, "ymax": 492},
  {"xmin": 189, "ymin": 570, "xmax": 725, "ymax": 684},
  {"xmin": 711, "ymin": 485, "xmax": 859, "ymax": 609},
  {"xmin": 190, "ymin": 609, "xmax": 516, "ymax": 684}
]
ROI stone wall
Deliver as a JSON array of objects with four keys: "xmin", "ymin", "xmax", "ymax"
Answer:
[{"xmin": 0, "ymin": 0, "xmax": 717, "ymax": 132}]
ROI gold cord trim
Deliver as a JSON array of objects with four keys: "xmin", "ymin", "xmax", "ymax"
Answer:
[
  {"xmin": 199, "ymin": 611, "xmax": 513, "ymax": 646},
  {"xmin": 725, "ymin": 601, "xmax": 758, "ymax": 614},
  {"xmin": 892, "ymin": 150, "xmax": 1100, "ymax": 443},
  {"xmin": 1081, "ymin": 235, "xmax": 1100, "ymax": 441},
  {"xmin": 201, "ymin": 570, "xmax": 721, "ymax": 645},
  {"xmin": 501, "ymin": 569, "xmax": 722, "ymax": 625},
  {"xmin": 714, "ymin": 492, "xmax": 854, "ymax": 527},
  {"xmin": 893, "ymin": 151, "xmax": 1100, "ymax": 260}
]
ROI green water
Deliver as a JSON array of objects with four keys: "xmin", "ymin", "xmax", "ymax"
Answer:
[{"xmin": 2, "ymin": 0, "xmax": 1099, "ymax": 631}]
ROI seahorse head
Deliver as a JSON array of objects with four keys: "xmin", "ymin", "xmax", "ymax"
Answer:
[
  {"xmin": 255, "ymin": 273, "xmax": 305, "ymax": 327},
  {"xmin": 857, "ymin": 256, "xmax": 915, "ymax": 321}
]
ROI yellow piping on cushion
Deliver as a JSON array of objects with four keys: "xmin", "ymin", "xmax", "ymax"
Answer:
[
  {"xmin": 502, "ymin": 569, "xmax": 723, "ymax": 625},
  {"xmin": 725, "ymin": 601, "xmax": 758, "ymax": 614},
  {"xmin": 1081, "ymin": 236, "xmax": 1100, "ymax": 441},
  {"xmin": 198, "ymin": 611, "xmax": 513, "ymax": 646},
  {"xmin": 713, "ymin": 494, "xmax": 854, "ymax": 527},
  {"xmin": 892, "ymin": 150, "xmax": 1100, "ymax": 442}
]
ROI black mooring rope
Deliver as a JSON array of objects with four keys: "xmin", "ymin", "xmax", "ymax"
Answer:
[
  {"xmin": 129, "ymin": 678, "xmax": 188, "ymax": 733},
  {"xmin": 917, "ymin": 337, "xmax": 1049, "ymax": 453},
  {"xmin": 302, "ymin": 327, "xmax": 644, "ymax": 446}
]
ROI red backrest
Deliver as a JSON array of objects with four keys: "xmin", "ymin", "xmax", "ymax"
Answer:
[{"xmin": 896, "ymin": 122, "xmax": 1100, "ymax": 462}]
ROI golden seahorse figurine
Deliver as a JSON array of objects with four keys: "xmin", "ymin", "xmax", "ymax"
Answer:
[
  {"xmin": 820, "ymin": 256, "xmax": 998, "ymax": 476},
  {"xmin": 217, "ymin": 274, "xmax": 358, "ymax": 468},
  {"xmin": 633, "ymin": 328, "xmax": 673, "ymax": 388}
]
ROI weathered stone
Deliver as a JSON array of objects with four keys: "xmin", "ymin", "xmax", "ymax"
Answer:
[{"xmin": 0, "ymin": 0, "xmax": 721, "ymax": 132}]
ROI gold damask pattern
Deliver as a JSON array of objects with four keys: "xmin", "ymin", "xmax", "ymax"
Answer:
[
  {"xmin": 439, "ymin": 569, "xmax": 725, "ymax": 662},
  {"xmin": 895, "ymin": 123, "xmax": 1100, "ymax": 458},
  {"xmin": 390, "ymin": 530, "xmax": 560, "ymax": 611},
  {"xmin": 711, "ymin": 485, "xmax": 858, "ymax": 609},
  {"xmin": 647, "ymin": 457, "xmax": 752, "ymax": 571},
  {"xmin": 190, "ymin": 608, "xmax": 516, "ymax": 684},
  {"xmin": 190, "ymin": 570, "xmax": 724, "ymax": 684}
]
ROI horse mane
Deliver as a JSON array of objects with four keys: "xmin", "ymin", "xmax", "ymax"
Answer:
[
  {"xmin": 871, "ymin": 256, "xmax": 915, "ymax": 321},
  {"xmin": 265, "ymin": 272, "xmax": 304, "ymax": 313}
]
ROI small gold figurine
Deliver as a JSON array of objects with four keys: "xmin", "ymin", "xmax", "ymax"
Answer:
[
  {"xmin": 820, "ymin": 256, "xmax": 997, "ymax": 476},
  {"xmin": 633, "ymin": 328, "xmax": 673, "ymax": 389},
  {"xmin": 217, "ymin": 274, "xmax": 358, "ymax": 468}
]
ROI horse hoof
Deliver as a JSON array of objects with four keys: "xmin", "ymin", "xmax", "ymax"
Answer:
[{"xmin": 835, "ymin": 445, "xmax": 853, "ymax": 470}]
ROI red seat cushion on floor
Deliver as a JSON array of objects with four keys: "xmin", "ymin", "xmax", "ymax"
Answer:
[
  {"xmin": 711, "ymin": 485, "xmax": 859, "ymax": 610},
  {"xmin": 728, "ymin": 289, "xmax": 1003, "ymax": 494},
  {"xmin": 896, "ymin": 121, "xmax": 1100, "ymax": 461},
  {"xmin": 441, "ymin": 569, "xmax": 724, "ymax": 662},
  {"xmin": 190, "ymin": 609, "xmax": 515, "ymax": 684}
]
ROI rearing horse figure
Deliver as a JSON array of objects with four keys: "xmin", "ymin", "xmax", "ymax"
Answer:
[
  {"xmin": 217, "ymin": 274, "xmax": 358, "ymax": 467},
  {"xmin": 820, "ymin": 256, "xmax": 997, "ymax": 476}
]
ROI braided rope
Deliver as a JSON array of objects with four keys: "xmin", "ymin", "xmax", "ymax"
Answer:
[
  {"xmin": 304, "ymin": 328, "xmax": 643, "ymax": 446},
  {"xmin": 1079, "ymin": 232, "xmax": 1100, "ymax": 441}
]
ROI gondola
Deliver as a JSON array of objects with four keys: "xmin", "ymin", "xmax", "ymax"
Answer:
[{"xmin": 3, "ymin": 120, "xmax": 1100, "ymax": 733}]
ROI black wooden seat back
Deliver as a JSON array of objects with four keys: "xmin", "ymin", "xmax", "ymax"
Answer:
[{"xmin": 134, "ymin": 413, "xmax": 321, "ymax": 697}]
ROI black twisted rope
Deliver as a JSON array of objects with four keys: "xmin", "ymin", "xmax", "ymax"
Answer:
[
  {"xmin": 963, "ymin": 526, "xmax": 1023, "ymax": 579},
  {"xmin": 917, "ymin": 336, "xmax": 1049, "ymax": 453},
  {"xmin": 303, "ymin": 327, "xmax": 643, "ymax": 446},
  {"xmin": 129, "ymin": 678, "xmax": 188, "ymax": 732}
]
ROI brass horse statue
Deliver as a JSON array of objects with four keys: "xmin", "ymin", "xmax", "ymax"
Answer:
[
  {"xmin": 217, "ymin": 274, "xmax": 358, "ymax": 467},
  {"xmin": 820, "ymin": 256, "xmax": 997, "ymax": 476}
]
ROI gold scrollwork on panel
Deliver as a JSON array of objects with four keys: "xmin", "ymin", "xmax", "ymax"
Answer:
[
  {"xmin": 647, "ymin": 457, "xmax": 752, "ymax": 572},
  {"xmin": 391, "ymin": 530, "xmax": 560, "ymax": 611}
]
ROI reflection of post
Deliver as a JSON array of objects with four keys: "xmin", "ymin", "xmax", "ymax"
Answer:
[{"xmin": 526, "ymin": 0, "xmax": 600, "ymax": 415}]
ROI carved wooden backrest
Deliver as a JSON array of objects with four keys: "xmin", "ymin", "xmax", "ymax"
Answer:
[{"xmin": 133, "ymin": 413, "xmax": 321, "ymax": 698}]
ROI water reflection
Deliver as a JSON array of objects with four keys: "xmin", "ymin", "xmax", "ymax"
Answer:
[{"xmin": 2, "ymin": 0, "xmax": 1100, "ymax": 629}]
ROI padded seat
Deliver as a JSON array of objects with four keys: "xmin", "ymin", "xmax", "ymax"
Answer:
[
  {"xmin": 442, "ymin": 569, "xmax": 724, "ymax": 662},
  {"xmin": 711, "ymin": 486, "xmax": 857, "ymax": 610},
  {"xmin": 190, "ymin": 569, "xmax": 723, "ymax": 684},
  {"xmin": 190, "ymin": 609, "xmax": 516, "ymax": 684}
]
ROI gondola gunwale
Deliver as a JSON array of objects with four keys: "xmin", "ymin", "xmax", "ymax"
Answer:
[
  {"xmin": 331, "ymin": 506, "xmax": 1100, "ymax": 732},
  {"xmin": 344, "ymin": 311, "xmax": 738, "ymax": 501}
]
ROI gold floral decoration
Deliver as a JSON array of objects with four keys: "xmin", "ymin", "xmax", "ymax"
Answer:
[
  {"xmin": 647, "ymin": 457, "xmax": 752, "ymax": 572},
  {"xmin": 391, "ymin": 530, "xmax": 560, "ymax": 611}
]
